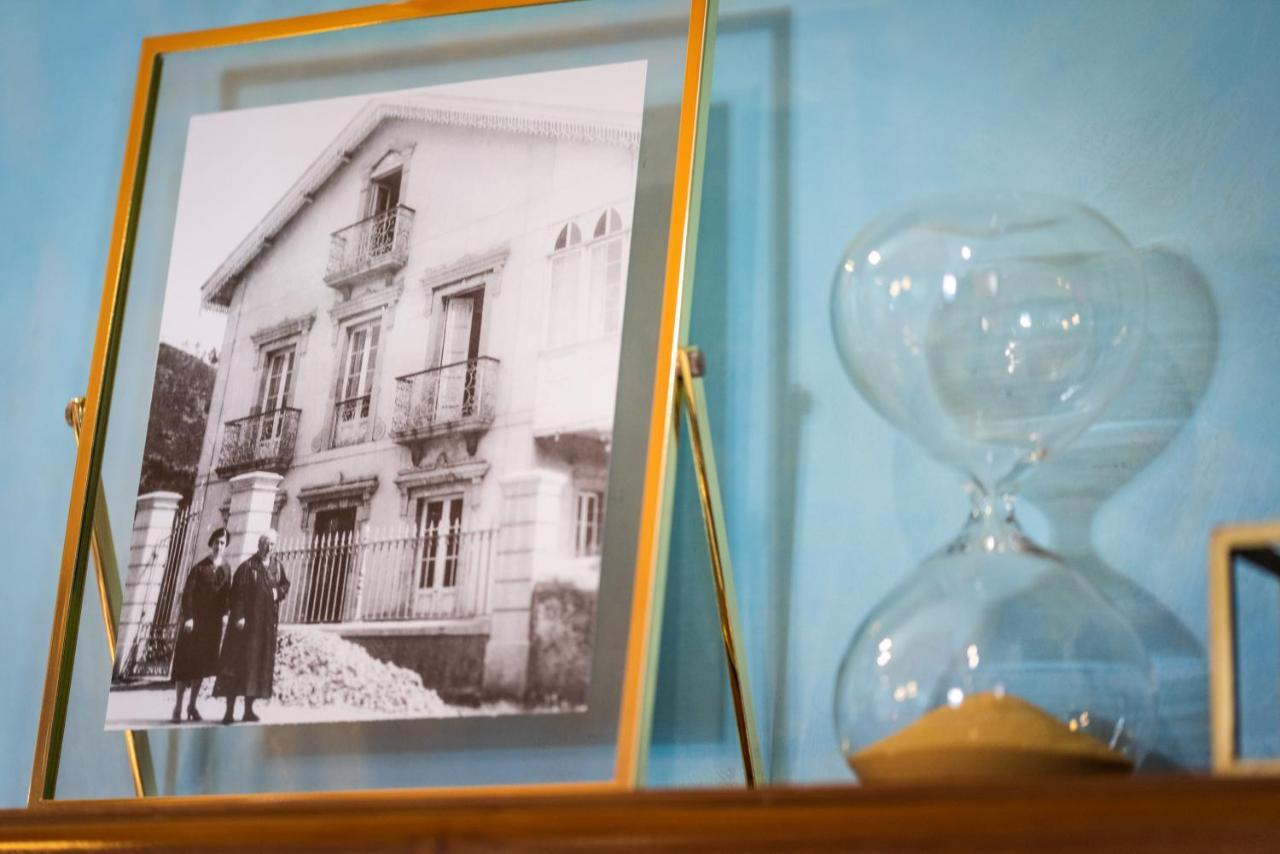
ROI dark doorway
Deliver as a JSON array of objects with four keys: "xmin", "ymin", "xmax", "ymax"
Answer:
[
  {"xmin": 368, "ymin": 168, "xmax": 403, "ymax": 257},
  {"xmin": 304, "ymin": 507, "xmax": 358, "ymax": 623},
  {"xmin": 369, "ymin": 168, "xmax": 401, "ymax": 215},
  {"xmin": 439, "ymin": 289, "xmax": 485, "ymax": 419}
]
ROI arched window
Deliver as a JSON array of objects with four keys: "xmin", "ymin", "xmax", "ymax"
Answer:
[
  {"xmin": 588, "ymin": 209, "xmax": 627, "ymax": 335},
  {"xmin": 593, "ymin": 208, "xmax": 623, "ymax": 239},
  {"xmin": 554, "ymin": 222, "xmax": 583, "ymax": 252}
]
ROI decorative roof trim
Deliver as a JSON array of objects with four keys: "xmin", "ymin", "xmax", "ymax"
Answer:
[{"xmin": 201, "ymin": 96, "xmax": 640, "ymax": 309}]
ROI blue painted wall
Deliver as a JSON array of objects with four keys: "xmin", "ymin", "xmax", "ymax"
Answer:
[
  {"xmin": 691, "ymin": 0, "xmax": 1280, "ymax": 781},
  {"xmin": 2, "ymin": 0, "xmax": 1278, "ymax": 805}
]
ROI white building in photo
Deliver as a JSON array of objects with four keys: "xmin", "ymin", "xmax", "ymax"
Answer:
[{"xmin": 118, "ymin": 76, "xmax": 644, "ymax": 709}]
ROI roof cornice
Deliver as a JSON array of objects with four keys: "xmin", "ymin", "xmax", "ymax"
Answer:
[{"xmin": 201, "ymin": 96, "xmax": 641, "ymax": 308}]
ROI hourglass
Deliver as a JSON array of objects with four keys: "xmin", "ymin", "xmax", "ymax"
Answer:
[{"xmin": 830, "ymin": 192, "xmax": 1155, "ymax": 782}]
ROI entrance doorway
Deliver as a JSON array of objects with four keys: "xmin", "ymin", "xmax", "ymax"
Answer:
[{"xmin": 304, "ymin": 506, "xmax": 358, "ymax": 623}]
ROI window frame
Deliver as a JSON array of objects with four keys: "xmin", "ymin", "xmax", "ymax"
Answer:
[
  {"xmin": 330, "ymin": 315, "xmax": 383, "ymax": 448},
  {"xmin": 545, "ymin": 209, "xmax": 630, "ymax": 349},
  {"xmin": 574, "ymin": 488, "xmax": 605, "ymax": 558},
  {"xmin": 414, "ymin": 493, "xmax": 465, "ymax": 591}
]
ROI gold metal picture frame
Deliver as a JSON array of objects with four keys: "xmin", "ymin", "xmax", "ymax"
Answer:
[
  {"xmin": 32, "ymin": 0, "xmax": 731, "ymax": 806},
  {"xmin": 1208, "ymin": 520, "xmax": 1280, "ymax": 776}
]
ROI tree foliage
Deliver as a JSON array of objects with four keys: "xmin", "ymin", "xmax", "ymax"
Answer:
[{"xmin": 137, "ymin": 344, "xmax": 216, "ymax": 500}]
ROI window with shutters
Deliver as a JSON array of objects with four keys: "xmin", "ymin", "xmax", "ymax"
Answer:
[
  {"xmin": 255, "ymin": 346, "xmax": 296, "ymax": 441},
  {"xmin": 546, "ymin": 222, "xmax": 583, "ymax": 348},
  {"xmin": 588, "ymin": 209, "xmax": 626, "ymax": 337}
]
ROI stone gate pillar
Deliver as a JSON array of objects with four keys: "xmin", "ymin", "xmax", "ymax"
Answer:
[
  {"xmin": 484, "ymin": 470, "xmax": 568, "ymax": 698},
  {"xmin": 226, "ymin": 471, "xmax": 283, "ymax": 569},
  {"xmin": 118, "ymin": 491, "xmax": 182, "ymax": 678}
]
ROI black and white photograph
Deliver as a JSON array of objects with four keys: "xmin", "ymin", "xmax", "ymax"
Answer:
[{"xmin": 106, "ymin": 61, "xmax": 648, "ymax": 730}]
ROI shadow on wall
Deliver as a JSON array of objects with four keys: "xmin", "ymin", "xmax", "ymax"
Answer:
[
  {"xmin": 650, "ymin": 4, "xmax": 799, "ymax": 785},
  {"xmin": 1024, "ymin": 246, "xmax": 1220, "ymax": 770}
]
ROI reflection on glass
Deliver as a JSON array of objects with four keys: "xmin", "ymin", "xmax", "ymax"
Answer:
[
  {"xmin": 830, "ymin": 192, "xmax": 1155, "ymax": 782},
  {"xmin": 62, "ymin": 0, "xmax": 698, "ymax": 799}
]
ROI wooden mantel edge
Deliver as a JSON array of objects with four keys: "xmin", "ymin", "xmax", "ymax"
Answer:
[{"xmin": 4, "ymin": 776, "xmax": 1280, "ymax": 849}]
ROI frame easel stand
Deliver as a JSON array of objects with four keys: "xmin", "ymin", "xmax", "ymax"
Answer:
[
  {"xmin": 673, "ymin": 347, "xmax": 763, "ymax": 785},
  {"xmin": 64, "ymin": 398, "xmax": 155, "ymax": 798},
  {"xmin": 62, "ymin": 344, "xmax": 761, "ymax": 796}
]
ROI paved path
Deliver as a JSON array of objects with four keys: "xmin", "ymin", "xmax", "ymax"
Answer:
[
  {"xmin": 105, "ymin": 687, "xmax": 466, "ymax": 730},
  {"xmin": 104, "ymin": 688, "xmax": 575, "ymax": 730}
]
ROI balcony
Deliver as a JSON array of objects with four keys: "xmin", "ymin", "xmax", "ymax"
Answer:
[
  {"xmin": 530, "ymin": 338, "xmax": 620, "ymax": 466},
  {"xmin": 532, "ymin": 337, "xmax": 620, "ymax": 437},
  {"xmin": 324, "ymin": 205, "xmax": 414, "ymax": 290},
  {"xmin": 331, "ymin": 394, "xmax": 372, "ymax": 448},
  {"xmin": 392, "ymin": 357, "xmax": 499, "ymax": 460},
  {"xmin": 215, "ymin": 408, "xmax": 302, "ymax": 478}
]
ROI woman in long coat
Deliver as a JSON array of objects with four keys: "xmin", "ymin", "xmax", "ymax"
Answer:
[
  {"xmin": 214, "ymin": 530, "xmax": 290, "ymax": 724},
  {"xmin": 170, "ymin": 527, "xmax": 232, "ymax": 722}
]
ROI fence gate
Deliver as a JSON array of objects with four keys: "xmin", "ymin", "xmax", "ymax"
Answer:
[{"xmin": 117, "ymin": 501, "xmax": 201, "ymax": 681}]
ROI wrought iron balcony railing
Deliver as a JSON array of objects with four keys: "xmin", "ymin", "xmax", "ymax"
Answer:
[
  {"xmin": 215, "ymin": 407, "xmax": 301, "ymax": 478},
  {"xmin": 324, "ymin": 205, "xmax": 414, "ymax": 287},
  {"xmin": 392, "ymin": 358, "xmax": 499, "ymax": 452},
  {"xmin": 331, "ymin": 393, "xmax": 372, "ymax": 448}
]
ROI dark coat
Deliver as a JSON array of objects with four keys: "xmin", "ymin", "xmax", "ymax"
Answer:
[
  {"xmin": 214, "ymin": 552, "xmax": 290, "ymax": 699},
  {"xmin": 170, "ymin": 556, "xmax": 231, "ymax": 681}
]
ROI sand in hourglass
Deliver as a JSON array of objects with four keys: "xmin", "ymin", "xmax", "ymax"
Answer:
[{"xmin": 849, "ymin": 692, "xmax": 1133, "ymax": 784}]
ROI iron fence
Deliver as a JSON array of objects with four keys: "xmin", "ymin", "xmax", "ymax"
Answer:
[
  {"xmin": 118, "ymin": 622, "xmax": 179, "ymax": 681},
  {"xmin": 276, "ymin": 525, "xmax": 497, "ymax": 624}
]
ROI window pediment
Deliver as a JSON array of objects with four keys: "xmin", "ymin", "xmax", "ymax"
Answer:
[
  {"xmin": 421, "ymin": 245, "xmax": 510, "ymax": 297},
  {"xmin": 296, "ymin": 476, "xmax": 379, "ymax": 531},
  {"xmin": 395, "ymin": 460, "xmax": 490, "ymax": 491},
  {"xmin": 394, "ymin": 459, "xmax": 490, "ymax": 516},
  {"xmin": 298, "ymin": 476, "xmax": 379, "ymax": 508},
  {"xmin": 368, "ymin": 148, "xmax": 406, "ymax": 179},
  {"xmin": 250, "ymin": 311, "xmax": 315, "ymax": 350},
  {"xmin": 327, "ymin": 279, "xmax": 404, "ymax": 339}
]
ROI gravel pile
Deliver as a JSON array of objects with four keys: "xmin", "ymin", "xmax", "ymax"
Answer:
[{"xmin": 272, "ymin": 626, "xmax": 456, "ymax": 716}]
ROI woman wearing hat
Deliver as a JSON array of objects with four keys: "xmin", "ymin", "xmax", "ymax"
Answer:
[{"xmin": 169, "ymin": 527, "xmax": 232, "ymax": 722}]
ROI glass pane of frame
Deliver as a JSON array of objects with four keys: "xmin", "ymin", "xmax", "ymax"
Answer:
[{"xmin": 54, "ymin": 0, "xmax": 705, "ymax": 800}]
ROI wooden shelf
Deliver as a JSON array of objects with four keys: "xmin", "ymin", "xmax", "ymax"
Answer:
[{"xmin": 6, "ymin": 776, "xmax": 1280, "ymax": 851}]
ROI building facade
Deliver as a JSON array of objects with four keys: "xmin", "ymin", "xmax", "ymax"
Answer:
[{"xmin": 122, "ymin": 94, "xmax": 641, "ymax": 703}]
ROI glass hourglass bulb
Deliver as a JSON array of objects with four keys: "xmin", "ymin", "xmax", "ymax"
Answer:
[{"xmin": 829, "ymin": 192, "xmax": 1154, "ymax": 782}]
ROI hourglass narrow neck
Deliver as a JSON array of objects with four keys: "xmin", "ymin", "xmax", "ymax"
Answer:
[{"xmin": 947, "ymin": 482, "xmax": 1044, "ymax": 556}]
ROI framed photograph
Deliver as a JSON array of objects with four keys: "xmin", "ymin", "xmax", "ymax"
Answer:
[
  {"xmin": 1209, "ymin": 521, "xmax": 1280, "ymax": 775},
  {"xmin": 35, "ymin": 0, "xmax": 714, "ymax": 804}
]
